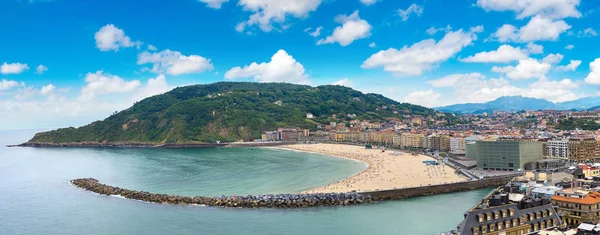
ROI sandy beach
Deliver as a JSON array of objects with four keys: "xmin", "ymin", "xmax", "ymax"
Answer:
[{"xmin": 281, "ymin": 143, "xmax": 466, "ymax": 193}]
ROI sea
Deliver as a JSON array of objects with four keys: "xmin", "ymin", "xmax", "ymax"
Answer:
[{"xmin": 0, "ymin": 129, "xmax": 492, "ymax": 235}]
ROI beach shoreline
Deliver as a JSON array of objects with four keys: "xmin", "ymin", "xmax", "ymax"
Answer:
[{"xmin": 279, "ymin": 143, "xmax": 467, "ymax": 193}]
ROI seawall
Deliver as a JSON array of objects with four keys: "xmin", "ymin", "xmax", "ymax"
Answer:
[
  {"xmin": 71, "ymin": 176, "xmax": 515, "ymax": 209},
  {"xmin": 363, "ymin": 175, "xmax": 516, "ymax": 201}
]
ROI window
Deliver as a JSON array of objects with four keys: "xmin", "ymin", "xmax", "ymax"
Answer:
[
  {"xmin": 495, "ymin": 212, "xmax": 500, "ymax": 220},
  {"xmin": 473, "ymin": 227, "xmax": 479, "ymax": 235},
  {"xmin": 490, "ymin": 224, "xmax": 495, "ymax": 232},
  {"xmin": 497, "ymin": 222, "xmax": 503, "ymax": 230},
  {"xmin": 478, "ymin": 214, "xmax": 484, "ymax": 223},
  {"xmin": 510, "ymin": 209, "xmax": 515, "ymax": 216}
]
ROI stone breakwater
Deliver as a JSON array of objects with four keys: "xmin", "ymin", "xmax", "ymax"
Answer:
[{"xmin": 70, "ymin": 178, "xmax": 372, "ymax": 208}]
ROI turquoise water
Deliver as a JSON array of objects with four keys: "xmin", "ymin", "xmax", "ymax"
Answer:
[{"xmin": 0, "ymin": 130, "xmax": 492, "ymax": 235}]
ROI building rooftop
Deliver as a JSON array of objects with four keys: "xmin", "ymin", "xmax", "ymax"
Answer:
[{"xmin": 552, "ymin": 190, "xmax": 600, "ymax": 205}]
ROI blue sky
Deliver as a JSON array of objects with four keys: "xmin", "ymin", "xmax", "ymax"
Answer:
[{"xmin": 1, "ymin": 0, "xmax": 599, "ymax": 129}]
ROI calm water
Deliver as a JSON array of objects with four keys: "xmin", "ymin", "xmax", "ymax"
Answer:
[{"xmin": 0, "ymin": 130, "xmax": 492, "ymax": 235}]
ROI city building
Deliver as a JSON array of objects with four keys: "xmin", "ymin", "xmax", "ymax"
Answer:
[
  {"xmin": 568, "ymin": 136, "xmax": 599, "ymax": 163},
  {"xmin": 456, "ymin": 183, "xmax": 562, "ymax": 235},
  {"xmin": 451, "ymin": 137, "xmax": 466, "ymax": 152},
  {"xmin": 474, "ymin": 140, "xmax": 543, "ymax": 171},
  {"xmin": 400, "ymin": 133, "xmax": 424, "ymax": 148},
  {"xmin": 552, "ymin": 189, "xmax": 600, "ymax": 226},
  {"xmin": 547, "ymin": 139, "xmax": 569, "ymax": 160}
]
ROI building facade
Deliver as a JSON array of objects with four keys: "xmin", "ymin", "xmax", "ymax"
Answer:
[
  {"xmin": 547, "ymin": 139, "xmax": 569, "ymax": 160},
  {"xmin": 475, "ymin": 140, "xmax": 543, "ymax": 171},
  {"xmin": 552, "ymin": 189, "xmax": 600, "ymax": 226},
  {"xmin": 568, "ymin": 136, "xmax": 599, "ymax": 163},
  {"xmin": 450, "ymin": 137, "xmax": 466, "ymax": 152}
]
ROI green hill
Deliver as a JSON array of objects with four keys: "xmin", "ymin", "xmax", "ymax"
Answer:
[{"xmin": 27, "ymin": 82, "xmax": 437, "ymax": 144}]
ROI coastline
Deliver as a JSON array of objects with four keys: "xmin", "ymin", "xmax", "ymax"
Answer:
[
  {"xmin": 279, "ymin": 143, "xmax": 467, "ymax": 193},
  {"xmin": 11, "ymin": 141, "xmax": 290, "ymax": 148}
]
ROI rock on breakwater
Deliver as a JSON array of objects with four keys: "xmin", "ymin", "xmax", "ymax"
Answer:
[{"xmin": 70, "ymin": 178, "xmax": 372, "ymax": 208}]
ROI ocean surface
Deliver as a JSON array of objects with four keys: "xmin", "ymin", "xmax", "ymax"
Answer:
[{"xmin": 0, "ymin": 129, "xmax": 492, "ymax": 235}]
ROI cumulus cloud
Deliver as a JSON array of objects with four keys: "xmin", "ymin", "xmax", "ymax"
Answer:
[
  {"xmin": 0, "ymin": 74, "xmax": 176, "ymax": 129},
  {"xmin": 565, "ymin": 44, "xmax": 574, "ymax": 50},
  {"xmin": 224, "ymin": 50, "xmax": 309, "ymax": 84},
  {"xmin": 360, "ymin": 0, "xmax": 377, "ymax": 5},
  {"xmin": 493, "ymin": 15, "xmax": 570, "ymax": 42},
  {"xmin": 398, "ymin": 4, "xmax": 423, "ymax": 21},
  {"xmin": 317, "ymin": 11, "xmax": 371, "ymax": 46},
  {"xmin": 35, "ymin": 65, "xmax": 48, "ymax": 75},
  {"xmin": 1, "ymin": 62, "xmax": 29, "ymax": 74},
  {"xmin": 332, "ymin": 78, "xmax": 352, "ymax": 87},
  {"xmin": 491, "ymin": 58, "xmax": 551, "ymax": 80},
  {"xmin": 555, "ymin": 60, "xmax": 582, "ymax": 71},
  {"xmin": 362, "ymin": 27, "xmax": 482, "ymax": 76},
  {"xmin": 39, "ymin": 84, "xmax": 55, "ymax": 95},
  {"xmin": 541, "ymin": 53, "xmax": 564, "ymax": 64},
  {"xmin": 137, "ymin": 49, "xmax": 214, "ymax": 75},
  {"xmin": 476, "ymin": 0, "xmax": 582, "ymax": 19},
  {"xmin": 236, "ymin": 0, "xmax": 322, "ymax": 32},
  {"xmin": 403, "ymin": 89, "xmax": 440, "ymax": 107},
  {"xmin": 426, "ymin": 25, "xmax": 451, "ymax": 35},
  {"xmin": 461, "ymin": 45, "xmax": 529, "ymax": 63},
  {"xmin": 304, "ymin": 26, "xmax": 323, "ymax": 37},
  {"xmin": 526, "ymin": 42, "xmax": 543, "ymax": 54},
  {"xmin": 95, "ymin": 24, "xmax": 139, "ymax": 52},
  {"xmin": 528, "ymin": 78, "xmax": 579, "ymax": 102},
  {"xmin": 198, "ymin": 0, "xmax": 229, "ymax": 9},
  {"xmin": 369, "ymin": 42, "xmax": 376, "ymax": 48},
  {"xmin": 584, "ymin": 58, "xmax": 600, "ymax": 85},
  {"xmin": 0, "ymin": 79, "xmax": 21, "ymax": 90},
  {"xmin": 577, "ymin": 28, "xmax": 598, "ymax": 37},
  {"xmin": 79, "ymin": 71, "xmax": 142, "ymax": 101}
]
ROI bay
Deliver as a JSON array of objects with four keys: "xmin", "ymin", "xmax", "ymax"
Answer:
[{"xmin": 0, "ymin": 130, "xmax": 491, "ymax": 235}]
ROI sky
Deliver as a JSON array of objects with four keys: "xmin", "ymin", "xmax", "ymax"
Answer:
[{"xmin": 1, "ymin": 0, "xmax": 600, "ymax": 129}]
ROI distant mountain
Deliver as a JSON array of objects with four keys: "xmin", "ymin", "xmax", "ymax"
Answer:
[
  {"xmin": 25, "ymin": 82, "xmax": 437, "ymax": 145},
  {"xmin": 436, "ymin": 96, "xmax": 600, "ymax": 114}
]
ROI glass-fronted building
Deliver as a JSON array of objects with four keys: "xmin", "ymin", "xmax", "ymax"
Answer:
[{"xmin": 475, "ymin": 140, "xmax": 543, "ymax": 171}]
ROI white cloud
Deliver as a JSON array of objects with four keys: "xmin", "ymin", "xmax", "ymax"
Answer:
[
  {"xmin": 198, "ymin": 0, "xmax": 228, "ymax": 9},
  {"xmin": 577, "ymin": 28, "xmax": 598, "ymax": 37},
  {"xmin": 134, "ymin": 74, "xmax": 172, "ymax": 101},
  {"xmin": 360, "ymin": 0, "xmax": 377, "ymax": 5},
  {"xmin": 492, "ymin": 15, "xmax": 570, "ymax": 42},
  {"xmin": 426, "ymin": 25, "xmax": 451, "ymax": 35},
  {"xmin": 493, "ymin": 24, "xmax": 519, "ymax": 42},
  {"xmin": 39, "ymin": 84, "xmax": 55, "ymax": 95},
  {"xmin": 584, "ymin": 58, "xmax": 600, "ymax": 85},
  {"xmin": 94, "ymin": 24, "xmax": 139, "ymax": 52},
  {"xmin": 476, "ymin": 0, "xmax": 582, "ymax": 19},
  {"xmin": 137, "ymin": 49, "xmax": 214, "ymax": 75},
  {"xmin": 332, "ymin": 78, "xmax": 352, "ymax": 87},
  {"xmin": 147, "ymin": 44, "xmax": 157, "ymax": 51},
  {"xmin": 428, "ymin": 73, "xmax": 487, "ymax": 88},
  {"xmin": 236, "ymin": 0, "xmax": 322, "ymax": 32},
  {"xmin": 305, "ymin": 26, "xmax": 323, "ymax": 37},
  {"xmin": 362, "ymin": 27, "xmax": 482, "ymax": 76},
  {"xmin": 492, "ymin": 58, "xmax": 551, "ymax": 80},
  {"xmin": 398, "ymin": 3, "xmax": 423, "ymax": 21},
  {"xmin": 528, "ymin": 78, "xmax": 579, "ymax": 102},
  {"xmin": 541, "ymin": 53, "xmax": 564, "ymax": 64},
  {"xmin": 0, "ymin": 79, "xmax": 21, "ymax": 91},
  {"xmin": 526, "ymin": 42, "xmax": 543, "ymax": 54},
  {"xmin": 224, "ymin": 50, "xmax": 309, "ymax": 84},
  {"xmin": 1, "ymin": 62, "xmax": 29, "ymax": 74},
  {"xmin": 461, "ymin": 45, "xmax": 529, "ymax": 63},
  {"xmin": 518, "ymin": 15, "xmax": 570, "ymax": 42},
  {"xmin": 369, "ymin": 42, "xmax": 376, "ymax": 48},
  {"xmin": 0, "ymin": 74, "xmax": 176, "ymax": 129},
  {"xmin": 565, "ymin": 44, "xmax": 574, "ymax": 50},
  {"xmin": 555, "ymin": 60, "xmax": 582, "ymax": 71},
  {"xmin": 79, "ymin": 71, "xmax": 142, "ymax": 101},
  {"xmin": 403, "ymin": 89, "xmax": 440, "ymax": 107},
  {"xmin": 317, "ymin": 11, "xmax": 371, "ymax": 46},
  {"xmin": 35, "ymin": 65, "xmax": 48, "ymax": 75}
]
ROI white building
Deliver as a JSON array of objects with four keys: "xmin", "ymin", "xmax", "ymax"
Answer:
[
  {"xmin": 547, "ymin": 139, "xmax": 569, "ymax": 159},
  {"xmin": 306, "ymin": 113, "xmax": 314, "ymax": 119},
  {"xmin": 450, "ymin": 137, "xmax": 466, "ymax": 152}
]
